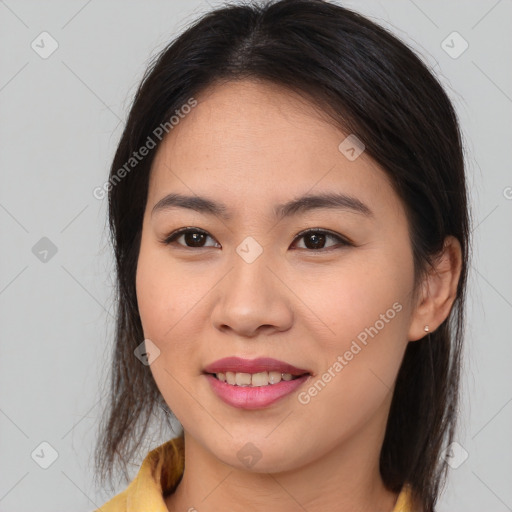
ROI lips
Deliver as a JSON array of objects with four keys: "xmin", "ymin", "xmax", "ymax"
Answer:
[{"xmin": 203, "ymin": 357, "xmax": 311, "ymax": 376}]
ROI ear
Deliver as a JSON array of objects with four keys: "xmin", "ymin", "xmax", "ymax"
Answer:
[{"xmin": 408, "ymin": 235, "xmax": 463, "ymax": 341}]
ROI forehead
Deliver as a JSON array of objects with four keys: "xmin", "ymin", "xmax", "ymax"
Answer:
[{"xmin": 147, "ymin": 80, "xmax": 402, "ymax": 223}]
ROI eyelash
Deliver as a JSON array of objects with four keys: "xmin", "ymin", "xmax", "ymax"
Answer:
[{"xmin": 161, "ymin": 227, "xmax": 353, "ymax": 252}]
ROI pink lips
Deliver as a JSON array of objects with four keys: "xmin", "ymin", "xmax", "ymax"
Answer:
[{"xmin": 203, "ymin": 357, "xmax": 311, "ymax": 410}]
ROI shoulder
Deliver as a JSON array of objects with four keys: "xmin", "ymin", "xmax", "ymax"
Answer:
[
  {"xmin": 94, "ymin": 436, "xmax": 185, "ymax": 512},
  {"xmin": 393, "ymin": 483, "xmax": 422, "ymax": 512},
  {"xmin": 94, "ymin": 487, "xmax": 129, "ymax": 512}
]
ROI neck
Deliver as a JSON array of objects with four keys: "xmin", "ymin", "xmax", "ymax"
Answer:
[{"xmin": 165, "ymin": 397, "xmax": 400, "ymax": 512}]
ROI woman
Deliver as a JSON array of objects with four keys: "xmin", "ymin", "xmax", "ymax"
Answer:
[{"xmin": 94, "ymin": 1, "xmax": 471, "ymax": 511}]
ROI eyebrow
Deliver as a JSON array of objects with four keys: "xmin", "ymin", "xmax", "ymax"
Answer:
[{"xmin": 151, "ymin": 192, "xmax": 374, "ymax": 220}]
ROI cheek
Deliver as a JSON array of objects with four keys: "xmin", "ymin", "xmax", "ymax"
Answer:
[
  {"xmin": 136, "ymin": 239, "xmax": 203, "ymax": 344},
  {"xmin": 292, "ymin": 252, "xmax": 413, "ymax": 412},
  {"xmin": 135, "ymin": 237, "xmax": 222, "ymax": 392},
  {"xmin": 292, "ymin": 311, "xmax": 408, "ymax": 441},
  {"xmin": 135, "ymin": 245, "xmax": 203, "ymax": 420},
  {"xmin": 135, "ymin": 255, "xmax": 172, "ymax": 343},
  {"xmin": 294, "ymin": 251, "xmax": 412, "ymax": 347},
  {"xmin": 136, "ymin": 242, "xmax": 193, "ymax": 368}
]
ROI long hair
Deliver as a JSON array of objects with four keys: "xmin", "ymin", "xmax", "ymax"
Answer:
[{"xmin": 94, "ymin": 1, "xmax": 472, "ymax": 510}]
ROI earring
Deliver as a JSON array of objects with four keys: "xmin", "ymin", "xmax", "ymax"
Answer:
[{"xmin": 424, "ymin": 325, "xmax": 430, "ymax": 332}]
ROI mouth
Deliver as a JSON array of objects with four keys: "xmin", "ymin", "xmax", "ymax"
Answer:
[
  {"xmin": 203, "ymin": 356, "xmax": 312, "ymax": 388},
  {"xmin": 203, "ymin": 361, "xmax": 312, "ymax": 410},
  {"xmin": 205, "ymin": 370, "xmax": 310, "ymax": 387}
]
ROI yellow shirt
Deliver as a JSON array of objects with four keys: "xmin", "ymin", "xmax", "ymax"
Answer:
[{"xmin": 96, "ymin": 436, "xmax": 415, "ymax": 511}]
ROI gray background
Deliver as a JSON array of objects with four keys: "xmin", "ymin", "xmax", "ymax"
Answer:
[{"xmin": 1, "ymin": 0, "xmax": 511, "ymax": 510}]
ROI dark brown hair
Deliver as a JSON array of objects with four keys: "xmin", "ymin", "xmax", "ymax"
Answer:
[{"xmin": 95, "ymin": 1, "xmax": 472, "ymax": 510}]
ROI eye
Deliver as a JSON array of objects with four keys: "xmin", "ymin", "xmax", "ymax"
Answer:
[
  {"xmin": 291, "ymin": 229, "xmax": 352, "ymax": 251},
  {"xmin": 161, "ymin": 227, "xmax": 220, "ymax": 248},
  {"xmin": 161, "ymin": 227, "xmax": 352, "ymax": 251}
]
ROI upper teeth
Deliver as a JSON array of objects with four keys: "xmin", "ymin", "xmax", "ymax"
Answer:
[{"xmin": 216, "ymin": 371, "xmax": 297, "ymax": 386}]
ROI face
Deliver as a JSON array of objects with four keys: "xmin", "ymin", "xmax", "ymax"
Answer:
[{"xmin": 136, "ymin": 79, "xmax": 419, "ymax": 472}]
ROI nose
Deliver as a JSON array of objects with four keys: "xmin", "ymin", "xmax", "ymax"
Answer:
[{"xmin": 210, "ymin": 248, "xmax": 294, "ymax": 338}]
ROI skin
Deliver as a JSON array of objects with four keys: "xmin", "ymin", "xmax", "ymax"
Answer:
[{"xmin": 135, "ymin": 79, "xmax": 462, "ymax": 512}]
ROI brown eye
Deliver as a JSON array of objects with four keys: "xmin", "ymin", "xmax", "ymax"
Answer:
[
  {"xmin": 162, "ymin": 227, "xmax": 351, "ymax": 251},
  {"xmin": 292, "ymin": 229, "xmax": 351, "ymax": 251},
  {"xmin": 163, "ymin": 228, "xmax": 219, "ymax": 248}
]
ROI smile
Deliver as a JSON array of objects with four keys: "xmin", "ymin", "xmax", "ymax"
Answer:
[
  {"xmin": 204, "ymin": 372, "xmax": 311, "ymax": 410},
  {"xmin": 211, "ymin": 371, "xmax": 304, "ymax": 387}
]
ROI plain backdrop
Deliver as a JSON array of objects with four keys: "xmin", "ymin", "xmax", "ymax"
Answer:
[{"xmin": 1, "ymin": 0, "xmax": 511, "ymax": 510}]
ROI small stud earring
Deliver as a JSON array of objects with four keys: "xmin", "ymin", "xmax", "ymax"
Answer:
[{"xmin": 424, "ymin": 325, "xmax": 429, "ymax": 332}]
